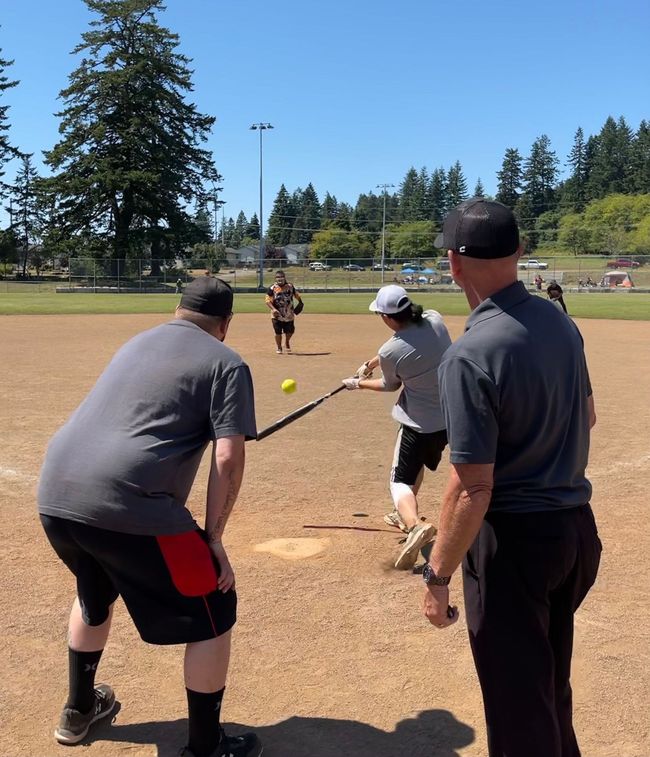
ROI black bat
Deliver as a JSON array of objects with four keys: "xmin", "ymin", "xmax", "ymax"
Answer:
[{"xmin": 256, "ymin": 384, "xmax": 346, "ymax": 441}]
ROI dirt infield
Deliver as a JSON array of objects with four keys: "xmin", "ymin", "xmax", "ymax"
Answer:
[{"xmin": 1, "ymin": 311, "xmax": 649, "ymax": 757}]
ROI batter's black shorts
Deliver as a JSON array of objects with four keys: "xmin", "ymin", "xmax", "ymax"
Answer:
[
  {"xmin": 272, "ymin": 318, "xmax": 295, "ymax": 335},
  {"xmin": 40, "ymin": 515, "xmax": 237, "ymax": 645},
  {"xmin": 390, "ymin": 425, "xmax": 448, "ymax": 486}
]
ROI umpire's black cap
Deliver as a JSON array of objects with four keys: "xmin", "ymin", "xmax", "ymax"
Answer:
[
  {"xmin": 179, "ymin": 276, "xmax": 233, "ymax": 317},
  {"xmin": 435, "ymin": 198, "xmax": 520, "ymax": 260}
]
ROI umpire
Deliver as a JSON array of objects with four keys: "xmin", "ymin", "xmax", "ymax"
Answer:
[
  {"xmin": 421, "ymin": 199, "xmax": 601, "ymax": 757},
  {"xmin": 38, "ymin": 277, "xmax": 261, "ymax": 757}
]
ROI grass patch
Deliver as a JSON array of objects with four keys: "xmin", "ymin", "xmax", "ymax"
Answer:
[{"xmin": 0, "ymin": 290, "xmax": 649, "ymax": 320}]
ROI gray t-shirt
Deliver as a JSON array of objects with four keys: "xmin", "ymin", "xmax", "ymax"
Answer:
[
  {"xmin": 378, "ymin": 310, "xmax": 452, "ymax": 433},
  {"xmin": 438, "ymin": 281, "xmax": 592, "ymax": 513},
  {"xmin": 38, "ymin": 319, "xmax": 257, "ymax": 535}
]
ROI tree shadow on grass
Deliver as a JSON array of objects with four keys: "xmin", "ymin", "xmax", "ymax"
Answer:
[{"xmin": 95, "ymin": 707, "xmax": 475, "ymax": 757}]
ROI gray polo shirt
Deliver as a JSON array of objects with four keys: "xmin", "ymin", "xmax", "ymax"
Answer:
[
  {"xmin": 438, "ymin": 282, "xmax": 592, "ymax": 513},
  {"xmin": 378, "ymin": 310, "xmax": 451, "ymax": 433},
  {"xmin": 38, "ymin": 319, "xmax": 257, "ymax": 535}
]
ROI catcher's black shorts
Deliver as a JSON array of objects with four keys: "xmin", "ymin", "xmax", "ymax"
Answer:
[
  {"xmin": 40, "ymin": 515, "xmax": 236, "ymax": 645},
  {"xmin": 391, "ymin": 425, "xmax": 448, "ymax": 486},
  {"xmin": 272, "ymin": 318, "xmax": 295, "ymax": 335}
]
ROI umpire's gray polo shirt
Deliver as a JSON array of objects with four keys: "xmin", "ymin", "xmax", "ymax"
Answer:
[
  {"xmin": 439, "ymin": 282, "xmax": 592, "ymax": 513},
  {"xmin": 38, "ymin": 320, "xmax": 257, "ymax": 535},
  {"xmin": 379, "ymin": 310, "xmax": 451, "ymax": 433}
]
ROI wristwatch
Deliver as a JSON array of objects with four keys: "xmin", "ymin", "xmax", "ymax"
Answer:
[{"xmin": 422, "ymin": 563, "xmax": 451, "ymax": 586}]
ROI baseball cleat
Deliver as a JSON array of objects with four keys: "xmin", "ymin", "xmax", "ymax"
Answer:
[{"xmin": 394, "ymin": 523, "xmax": 436, "ymax": 570}]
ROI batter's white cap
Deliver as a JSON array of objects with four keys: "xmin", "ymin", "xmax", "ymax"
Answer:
[{"xmin": 369, "ymin": 285, "xmax": 412, "ymax": 315}]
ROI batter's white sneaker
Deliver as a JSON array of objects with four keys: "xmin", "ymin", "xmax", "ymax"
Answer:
[
  {"xmin": 54, "ymin": 684, "xmax": 116, "ymax": 744},
  {"xmin": 394, "ymin": 523, "xmax": 436, "ymax": 570},
  {"xmin": 383, "ymin": 509, "xmax": 409, "ymax": 533}
]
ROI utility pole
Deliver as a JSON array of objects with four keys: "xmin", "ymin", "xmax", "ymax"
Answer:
[
  {"xmin": 250, "ymin": 122, "xmax": 274, "ymax": 290},
  {"xmin": 376, "ymin": 183, "xmax": 395, "ymax": 284}
]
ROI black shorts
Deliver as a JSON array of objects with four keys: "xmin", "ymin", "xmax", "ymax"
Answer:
[
  {"xmin": 272, "ymin": 318, "xmax": 295, "ymax": 335},
  {"xmin": 390, "ymin": 425, "xmax": 448, "ymax": 486},
  {"xmin": 40, "ymin": 515, "xmax": 236, "ymax": 645}
]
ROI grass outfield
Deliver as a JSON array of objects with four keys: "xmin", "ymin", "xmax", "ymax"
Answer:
[{"xmin": 0, "ymin": 290, "xmax": 649, "ymax": 319}]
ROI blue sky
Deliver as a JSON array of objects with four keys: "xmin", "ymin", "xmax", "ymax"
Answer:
[{"xmin": 2, "ymin": 0, "xmax": 649, "ymax": 226}]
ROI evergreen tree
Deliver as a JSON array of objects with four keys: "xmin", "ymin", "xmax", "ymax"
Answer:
[
  {"xmin": 267, "ymin": 184, "xmax": 294, "ymax": 245},
  {"xmin": 428, "ymin": 168, "xmax": 447, "ymax": 225},
  {"xmin": 399, "ymin": 167, "xmax": 426, "ymax": 221},
  {"xmin": 193, "ymin": 203, "xmax": 213, "ymax": 241},
  {"xmin": 587, "ymin": 116, "xmax": 633, "ymax": 198},
  {"xmin": 10, "ymin": 155, "xmax": 44, "ymax": 275},
  {"xmin": 353, "ymin": 193, "xmax": 383, "ymax": 236},
  {"xmin": 245, "ymin": 213, "xmax": 260, "ymax": 240},
  {"xmin": 496, "ymin": 148, "xmax": 523, "ymax": 208},
  {"xmin": 445, "ymin": 161, "xmax": 468, "ymax": 209},
  {"xmin": 0, "ymin": 45, "xmax": 19, "ymax": 194},
  {"xmin": 234, "ymin": 211, "xmax": 248, "ymax": 247},
  {"xmin": 473, "ymin": 178, "xmax": 485, "ymax": 197},
  {"xmin": 520, "ymin": 134, "xmax": 559, "ymax": 218},
  {"xmin": 321, "ymin": 192, "xmax": 338, "ymax": 222},
  {"xmin": 562, "ymin": 127, "xmax": 588, "ymax": 210},
  {"xmin": 44, "ymin": 0, "xmax": 219, "ymax": 261},
  {"xmin": 629, "ymin": 120, "xmax": 650, "ymax": 194},
  {"xmin": 290, "ymin": 183, "xmax": 320, "ymax": 243}
]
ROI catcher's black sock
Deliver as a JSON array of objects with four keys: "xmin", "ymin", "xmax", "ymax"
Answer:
[
  {"xmin": 66, "ymin": 648, "xmax": 103, "ymax": 713},
  {"xmin": 186, "ymin": 687, "xmax": 225, "ymax": 757}
]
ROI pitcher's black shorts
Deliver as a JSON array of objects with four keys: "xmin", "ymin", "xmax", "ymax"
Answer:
[
  {"xmin": 272, "ymin": 318, "xmax": 295, "ymax": 335},
  {"xmin": 390, "ymin": 425, "xmax": 448, "ymax": 486},
  {"xmin": 40, "ymin": 515, "xmax": 236, "ymax": 645}
]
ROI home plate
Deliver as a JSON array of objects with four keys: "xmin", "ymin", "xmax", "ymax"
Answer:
[{"xmin": 253, "ymin": 538, "xmax": 329, "ymax": 561}]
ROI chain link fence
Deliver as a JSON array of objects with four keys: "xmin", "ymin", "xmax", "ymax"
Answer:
[{"xmin": 1, "ymin": 255, "xmax": 648, "ymax": 293}]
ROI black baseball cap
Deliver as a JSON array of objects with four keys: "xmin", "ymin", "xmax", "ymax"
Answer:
[
  {"xmin": 179, "ymin": 276, "xmax": 233, "ymax": 317},
  {"xmin": 434, "ymin": 198, "xmax": 520, "ymax": 259}
]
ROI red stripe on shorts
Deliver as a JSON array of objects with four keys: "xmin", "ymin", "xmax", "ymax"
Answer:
[{"xmin": 156, "ymin": 531, "xmax": 219, "ymax": 597}]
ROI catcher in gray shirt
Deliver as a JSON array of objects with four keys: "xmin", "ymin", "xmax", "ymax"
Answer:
[
  {"xmin": 343, "ymin": 285, "xmax": 452, "ymax": 571},
  {"xmin": 37, "ymin": 277, "xmax": 262, "ymax": 757}
]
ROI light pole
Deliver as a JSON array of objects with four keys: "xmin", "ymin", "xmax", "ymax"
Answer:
[
  {"xmin": 212, "ymin": 190, "xmax": 224, "ymax": 267},
  {"xmin": 221, "ymin": 202, "xmax": 227, "ymax": 245},
  {"xmin": 376, "ymin": 183, "xmax": 395, "ymax": 284},
  {"xmin": 250, "ymin": 122, "xmax": 273, "ymax": 290}
]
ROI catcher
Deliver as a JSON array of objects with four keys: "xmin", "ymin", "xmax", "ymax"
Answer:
[
  {"xmin": 265, "ymin": 269, "xmax": 303, "ymax": 354},
  {"xmin": 342, "ymin": 285, "xmax": 452, "ymax": 570}
]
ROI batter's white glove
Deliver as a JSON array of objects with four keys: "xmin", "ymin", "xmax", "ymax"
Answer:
[
  {"xmin": 355, "ymin": 361, "xmax": 374, "ymax": 379},
  {"xmin": 342, "ymin": 376, "xmax": 361, "ymax": 390}
]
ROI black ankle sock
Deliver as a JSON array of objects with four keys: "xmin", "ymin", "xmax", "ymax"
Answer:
[
  {"xmin": 66, "ymin": 648, "xmax": 103, "ymax": 712},
  {"xmin": 186, "ymin": 687, "xmax": 225, "ymax": 757}
]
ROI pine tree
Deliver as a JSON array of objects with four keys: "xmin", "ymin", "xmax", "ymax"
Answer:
[
  {"xmin": 290, "ymin": 183, "xmax": 321, "ymax": 243},
  {"xmin": 629, "ymin": 120, "xmax": 650, "ymax": 194},
  {"xmin": 520, "ymin": 135, "xmax": 559, "ymax": 218},
  {"xmin": 563, "ymin": 127, "xmax": 588, "ymax": 210},
  {"xmin": 246, "ymin": 213, "xmax": 260, "ymax": 240},
  {"xmin": 399, "ymin": 167, "xmax": 426, "ymax": 221},
  {"xmin": 445, "ymin": 161, "xmax": 468, "ymax": 209},
  {"xmin": 267, "ymin": 184, "xmax": 294, "ymax": 245},
  {"xmin": 10, "ymin": 155, "xmax": 44, "ymax": 275},
  {"xmin": 473, "ymin": 178, "xmax": 485, "ymax": 197},
  {"xmin": 496, "ymin": 148, "xmax": 523, "ymax": 208},
  {"xmin": 428, "ymin": 168, "xmax": 447, "ymax": 225},
  {"xmin": 44, "ymin": 0, "xmax": 219, "ymax": 260},
  {"xmin": 0, "ymin": 45, "xmax": 19, "ymax": 195},
  {"xmin": 587, "ymin": 116, "xmax": 634, "ymax": 198}
]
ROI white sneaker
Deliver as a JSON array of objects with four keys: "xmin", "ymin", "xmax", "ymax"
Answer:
[
  {"xmin": 383, "ymin": 509, "xmax": 409, "ymax": 533},
  {"xmin": 394, "ymin": 523, "xmax": 436, "ymax": 570}
]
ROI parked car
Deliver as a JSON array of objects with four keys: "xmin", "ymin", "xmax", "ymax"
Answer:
[
  {"xmin": 436, "ymin": 258, "xmax": 451, "ymax": 271},
  {"xmin": 372, "ymin": 263, "xmax": 393, "ymax": 271},
  {"xmin": 401, "ymin": 262, "xmax": 425, "ymax": 271},
  {"xmin": 517, "ymin": 259, "xmax": 548, "ymax": 270},
  {"xmin": 343, "ymin": 264, "xmax": 365, "ymax": 271},
  {"xmin": 606, "ymin": 257, "xmax": 640, "ymax": 269},
  {"xmin": 308, "ymin": 261, "xmax": 331, "ymax": 271}
]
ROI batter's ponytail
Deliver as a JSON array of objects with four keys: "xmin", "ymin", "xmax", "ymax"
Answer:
[{"xmin": 391, "ymin": 302, "xmax": 423, "ymax": 324}]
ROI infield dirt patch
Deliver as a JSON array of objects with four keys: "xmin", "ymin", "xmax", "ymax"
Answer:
[{"xmin": 1, "ymin": 311, "xmax": 649, "ymax": 756}]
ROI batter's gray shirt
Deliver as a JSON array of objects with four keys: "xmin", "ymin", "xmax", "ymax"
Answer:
[
  {"xmin": 438, "ymin": 281, "xmax": 592, "ymax": 513},
  {"xmin": 38, "ymin": 320, "xmax": 257, "ymax": 535},
  {"xmin": 379, "ymin": 310, "xmax": 452, "ymax": 433}
]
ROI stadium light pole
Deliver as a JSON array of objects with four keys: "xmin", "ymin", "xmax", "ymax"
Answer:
[
  {"xmin": 221, "ymin": 202, "xmax": 227, "ymax": 245},
  {"xmin": 250, "ymin": 122, "xmax": 274, "ymax": 290},
  {"xmin": 212, "ymin": 189, "xmax": 224, "ymax": 264},
  {"xmin": 376, "ymin": 183, "xmax": 395, "ymax": 284}
]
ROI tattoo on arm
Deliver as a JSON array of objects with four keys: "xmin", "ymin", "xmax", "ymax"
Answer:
[{"xmin": 208, "ymin": 478, "xmax": 239, "ymax": 543}]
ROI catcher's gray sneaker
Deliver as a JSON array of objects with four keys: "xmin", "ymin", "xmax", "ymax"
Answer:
[
  {"xmin": 394, "ymin": 523, "xmax": 436, "ymax": 570},
  {"xmin": 54, "ymin": 684, "xmax": 116, "ymax": 744},
  {"xmin": 383, "ymin": 509, "xmax": 409, "ymax": 533}
]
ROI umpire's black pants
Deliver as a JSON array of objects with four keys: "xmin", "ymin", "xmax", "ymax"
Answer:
[{"xmin": 463, "ymin": 505, "xmax": 601, "ymax": 757}]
